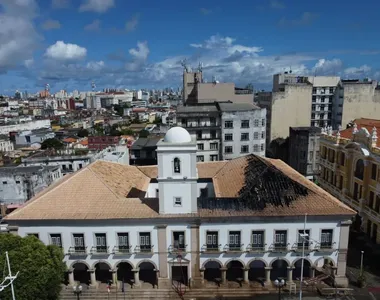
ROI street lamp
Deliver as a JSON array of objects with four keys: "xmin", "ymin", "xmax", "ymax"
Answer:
[
  {"xmin": 274, "ymin": 279, "xmax": 286, "ymax": 300},
  {"xmin": 360, "ymin": 250, "xmax": 364, "ymax": 276},
  {"xmin": 73, "ymin": 285, "xmax": 82, "ymax": 300}
]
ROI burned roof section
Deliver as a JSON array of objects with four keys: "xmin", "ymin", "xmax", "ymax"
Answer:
[{"xmin": 199, "ymin": 154, "xmax": 308, "ymax": 211}]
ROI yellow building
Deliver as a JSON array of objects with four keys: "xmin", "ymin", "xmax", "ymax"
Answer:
[{"xmin": 318, "ymin": 118, "xmax": 380, "ymax": 243}]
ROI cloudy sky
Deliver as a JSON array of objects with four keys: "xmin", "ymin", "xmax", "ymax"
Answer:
[{"xmin": 0, "ymin": 0, "xmax": 380, "ymax": 94}]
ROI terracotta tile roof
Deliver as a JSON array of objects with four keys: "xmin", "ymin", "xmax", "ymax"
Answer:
[
  {"xmin": 5, "ymin": 155, "xmax": 355, "ymax": 221},
  {"xmin": 338, "ymin": 118, "xmax": 380, "ymax": 147},
  {"xmin": 63, "ymin": 137, "xmax": 77, "ymax": 143}
]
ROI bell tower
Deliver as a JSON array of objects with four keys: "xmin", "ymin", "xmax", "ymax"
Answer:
[{"xmin": 156, "ymin": 127, "xmax": 198, "ymax": 214}]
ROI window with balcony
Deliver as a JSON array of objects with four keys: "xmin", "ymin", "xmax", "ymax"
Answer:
[
  {"xmin": 253, "ymin": 132, "xmax": 259, "ymax": 139},
  {"xmin": 224, "ymin": 146, "xmax": 233, "ymax": 154},
  {"xmin": 50, "ymin": 234, "xmax": 62, "ymax": 248},
  {"xmin": 73, "ymin": 233, "xmax": 85, "ymax": 252},
  {"xmin": 210, "ymin": 130, "xmax": 217, "ymax": 139},
  {"xmin": 196, "ymin": 131, "xmax": 202, "ymax": 139},
  {"xmin": 224, "ymin": 121, "xmax": 233, "ymax": 128},
  {"xmin": 251, "ymin": 230, "xmax": 264, "ymax": 250},
  {"xmin": 95, "ymin": 233, "xmax": 107, "ymax": 253},
  {"xmin": 254, "ymin": 119, "xmax": 259, "ymax": 127},
  {"xmin": 274, "ymin": 230, "xmax": 287, "ymax": 251},
  {"xmin": 241, "ymin": 120, "xmax": 249, "ymax": 128},
  {"xmin": 261, "ymin": 119, "xmax": 265, "ymax": 126},
  {"xmin": 253, "ymin": 144, "xmax": 259, "ymax": 152},
  {"xmin": 224, "ymin": 133, "xmax": 233, "ymax": 141},
  {"xmin": 328, "ymin": 149, "xmax": 335, "ymax": 163},
  {"xmin": 355, "ymin": 159, "xmax": 365, "ymax": 180},
  {"xmin": 117, "ymin": 233, "xmax": 130, "ymax": 253},
  {"xmin": 261, "ymin": 131, "xmax": 265, "ymax": 139},
  {"xmin": 329, "ymin": 87, "xmax": 334, "ymax": 94},
  {"xmin": 210, "ymin": 117, "xmax": 216, "ymax": 126},
  {"xmin": 198, "ymin": 143, "xmax": 204, "ymax": 150},
  {"xmin": 353, "ymin": 182, "xmax": 360, "ymax": 201},
  {"xmin": 139, "ymin": 232, "xmax": 152, "ymax": 252},
  {"xmin": 320, "ymin": 229, "xmax": 333, "ymax": 249},
  {"xmin": 375, "ymin": 196, "xmax": 380, "ymax": 213},
  {"xmin": 312, "ymin": 96, "xmax": 316, "ymax": 102},
  {"xmin": 210, "ymin": 143, "xmax": 218, "ymax": 150},
  {"xmin": 173, "ymin": 231, "xmax": 185, "ymax": 250},
  {"xmin": 206, "ymin": 231, "xmax": 219, "ymax": 251},
  {"xmin": 372, "ymin": 164, "xmax": 377, "ymax": 180},
  {"xmin": 241, "ymin": 145, "xmax": 249, "ymax": 153},
  {"xmin": 369, "ymin": 191, "xmax": 375, "ymax": 209},
  {"xmin": 297, "ymin": 230, "xmax": 310, "ymax": 248},
  {"xmin": 241, "ymin": 133, "xmax": 249, "ymax": 141},
  {"xmin": 229, "ymin": 231, "xmax": 241, "ymax": 251},
  {"xmin": 312, "ymin": 88, "xmax": 317, "ymax": 94}
]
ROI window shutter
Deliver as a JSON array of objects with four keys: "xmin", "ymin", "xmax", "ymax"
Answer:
[
  {"xmin": 207, "ymin": 234, "xmax": 212, "ymax": 244},
  {"xmin": 213, "ymin": 234, "xmax": 217, "ymax": 245},
  {"xmin": 140, "ymin": 236, "xmax": 145, "ymax": 246}
]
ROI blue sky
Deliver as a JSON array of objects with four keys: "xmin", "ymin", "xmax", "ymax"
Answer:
[{"xmin": 1, "ymin": 0, "xmax": 380, "ymax": 94}]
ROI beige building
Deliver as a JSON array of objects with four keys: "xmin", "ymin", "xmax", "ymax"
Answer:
[
  {"xmin": 318, "ymin": 118, "xmax": 380, "ymax": 243},
  {"xmin": 183, "ymin": 69, "xmax": 253, "ymax": 104}
]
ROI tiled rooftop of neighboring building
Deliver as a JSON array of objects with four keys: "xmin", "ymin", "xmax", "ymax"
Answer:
[
  {"xmin": 131, "ymin": 137, "xmax": 161, "ymax": 150},
  {"xmin": 337, "ymin": 118, "xmax": 380, "ymax": 147},
  {"xmin": 5, "ymin": 155, "xmax": 355, "ymax": 221}
]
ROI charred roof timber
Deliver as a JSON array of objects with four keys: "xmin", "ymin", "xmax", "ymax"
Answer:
[{"xmin": 198, "ymin": 155, "xmax": 308, "ymax": 211}]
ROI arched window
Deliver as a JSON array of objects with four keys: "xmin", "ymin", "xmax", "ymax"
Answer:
[
  {"xmin": 354, "ymin": 159, "xmax": 364, "ymax": 180},
  {"xmin": 173, "ymin": 158, "xmax": 181, "ymax": 173}
]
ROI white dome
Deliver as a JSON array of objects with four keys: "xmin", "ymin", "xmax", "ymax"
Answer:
[{"xmin": 164, "ymin": 127, "xmax": 192, "ymax": 143}]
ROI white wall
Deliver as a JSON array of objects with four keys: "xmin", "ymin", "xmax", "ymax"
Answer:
[
  {"xmin": 199, "ymin": 221, "xmax": 341, "ymax": 268},
  {"xmin": 0, "ymin": 119, "xmax": 51, "ymax": 135}
]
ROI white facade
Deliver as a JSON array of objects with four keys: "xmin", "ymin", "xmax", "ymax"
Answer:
[
  {"xmin": 0, "ymin": 119, "xmax": 51, "ymax": 135},
  {"xmin": 0, "ymin": 139, "xmax": 14, "ymax": 152}
]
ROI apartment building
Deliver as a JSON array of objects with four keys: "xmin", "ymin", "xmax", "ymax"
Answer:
[
  {"xmin": 257, "ymin": 73, "xmax": 380, "ymax": 157},
  {"xmin": 318, "ymin": 118, "xmax": 380, "ymax": 243},
  {"xmin": 183, "ymin": 69, "xmax": 253, "ymax": 105},
  {"xmin": 288, "ymin": 127, "xmax": 321, "ymax": 180},
  {"xmin": 177, "ymin": 102, "xmax": 266, "ymax": 161},
  {"xmin": 219, "ymin": 102, "xmax": 266, "ymax": 159},
  {"xmin": 5, "ymin": 127, "xmax": 354, "ymax": 291}
]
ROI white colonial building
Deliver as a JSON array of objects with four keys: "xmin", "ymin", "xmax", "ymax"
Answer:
[{"xmin": 5, "ymin": 127, "xmax": 354, "ymax": 291}]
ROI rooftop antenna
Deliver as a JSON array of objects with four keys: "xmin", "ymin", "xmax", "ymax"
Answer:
[
  {"xmin": 289, "ymin": 66, "xmax": 292, "ymax": 74},
  {"xmin": 0, "ymin": 251, "xmax": 18, "ymax": 300},
  {"xmin": 180, "ymin": 59, "xmax": 189, "ymax": 73},
  {"xmin": 198, "ymin": 62, "xmax": 203, "ymax": 72}
]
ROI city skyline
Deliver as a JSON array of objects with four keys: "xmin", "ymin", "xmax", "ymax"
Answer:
[{"xmin": 1, "ymin": 0, "xmax": 380, "ymax": 93}]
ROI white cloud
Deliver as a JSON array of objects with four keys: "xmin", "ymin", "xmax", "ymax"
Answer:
[
  {"xmin": 79, "ymin": 0, "xmax": 114, "ymax": 13},
  {"xmin": 86, "ymin": 60, "xmax": 105, "ymax": 71},
  {"xmin": 270, "ymin": 0, "xmax": 285, "ymax": 9},
  {"xmin": 24, "ymin": 59, "xmax": 34, "ymax": 68},
  {"xmin": 45, "ymin": 41, "xmax": 87, "ymax": 61},
  {"xmin": 41, "ymin": 19, "xmax": 61, "ymax": 30},
  {"xmin": 0, "ymin": 0, "xmax": 40, "ymax": 71},
  {"xmin": 84, "ymin": 19, "xmax": 101, "ymax": 31},
  {"xmin": 344, "ymin": 65, "xmax": 371, "ymax": 76},
  {"xmin": 52, "ymin": 0, "xmax": 70, "ymax": 9},
  {"xmin": 312, "ymin": 58, "xmax": 343, "ymax": 75},
  {"xmin": 125, "ymin": 14, "xmax": 139, "ymax": 32},
  {"xmin": 129, "ymin": 41, "xmax": 149, "ymax": 61}
]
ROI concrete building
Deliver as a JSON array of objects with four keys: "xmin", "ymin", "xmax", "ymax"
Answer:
[
  {"xmin": 176, "ymin": 104, "xmax": 221, "ymax": 162},
  {"xmin": 183, "ymin": 69, "xmax": 253, "ymax": 104},
  {"xmin": 88, "ymin": 136, "xmax": 121, "ymax": 150},
  {"xmin": 15, "ymin": 129, "xmax": 55, "ymax": 147},
  {"xmin": 177, "ymin": 102, "xmax": 266, "ymax": 161},
  {"xmin": 340, "ymin": 80, "xmax": 380, "ymax": 128},
  {"xmin": 21, "ymin": 145, "xmax": 129, "ymax": 174},
  {"xmin": 130, "ymin": 137, "xmax": 161, "ymax": 166},
  {"xmin": 288, "ymin": 127, "xmax": 322, "ymax": 180},
  {"xmin": 219, "ymin": 102, "xmax": 266, "ymax": 159},
  {"xmin": 0, "ymin": 135, "xmax": 14, "ymax": 152},
  {"xmin": 318, "ymin": 118, "xmax": 380, "ymax": 243},
  {"xmin": 0, "ymin": 119, "xmax": 51, "ymax": 135},
  {"xmin": 0, "ymin": 165, "xmax": 62, "ymax": 205},
  {"xmin": 5, "ymin": 126, "xmax": 354, "ymax": 292}
]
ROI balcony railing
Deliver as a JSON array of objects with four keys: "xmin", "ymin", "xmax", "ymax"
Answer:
[
  {"xmin": 168, "ymin": 244, "xmax": 187, "ymax": 254},
  {"xmin": 314, "ymin": 242, "xmax": 336, "ymax": 251},
  {"xmin": 268, "ymin": 243, "xmax": 289, "ymax": 252},
  {"xmin": 246, "ymin": 244, "xmax": 266, "ymax": 252},
  {"xmin": 134, "ymin": 245, "xmax": 154, "ymax": 254},
  {"xmin": 223, "ymin": 244, "xmax": 244, "ymax": 252},
  {"xmin": 112, "ymin": 245, "xmax": 132, "ymax": 254},
  {"xmin": 291, "ymin": 243, "xmax": 311, "ymax": 252},
  {"xmin": 185, "ymin": 123, "xmax": 219, "ymax": 129},
  {"xmin": 201, "ymin": 244, "xmax": 222, "ymax": 253},
  {"xmin": 90, "ymin": 246, "xmax": 109, "ymax": 255},
  {"xmin": 68, "ymin": 246, "xmax": 87, "ymax": 255}
]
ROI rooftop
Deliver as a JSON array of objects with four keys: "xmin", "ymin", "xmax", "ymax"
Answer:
[
  {"xmin": 131, "ymin": 137, "xmax": 161, "ymax": 149},
  {"xmin": 0, "ymin": 165, "xmax": 59, "ymax": 175},
  {"xmin": 337, "ymin": 118, "xmax": 380, "ymax": 148},
  {"xmin": 290, "ymin": 127, "xmax": 322, "ymax": 134},
  {"xmin": 217, "ymin": 101, "xmax": 260, "ymax": 112},
  {"xmin": 5, "ymin": 155, "xmax": 355, "ymax": 221},
  {"xmin": 177, "ymin": 104, "xmax": 219, "ymax": 113}
]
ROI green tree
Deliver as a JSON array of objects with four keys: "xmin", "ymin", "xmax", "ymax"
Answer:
[
  {"xmin": 41, "ymin": 138, "xmax": 64, "ymax": 150},
  {"xmin": 0, "ymin": 234, "xmax": 66, "ymax": 300},
  {"xmin": 77, "ymin": 129, "xmax": 89, "ymax": 138},
  {"xmin": 139, "ymin": 129, "xmax": 150, "ymax": 138},
  {"xmin": 120, "ymin": 128, "xmax": 134, "ymax": 136}
]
